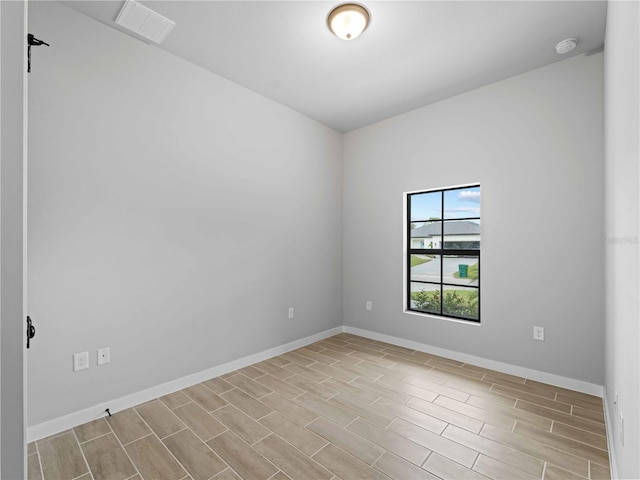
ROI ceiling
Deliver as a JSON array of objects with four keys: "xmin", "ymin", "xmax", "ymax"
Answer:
[{"xmin": 62, "ymin": 1, "xmax": 607, "ymax": 132}]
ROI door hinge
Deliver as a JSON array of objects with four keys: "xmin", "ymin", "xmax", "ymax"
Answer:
[{"xmin": 26, "ymin": 316, "xmax": 36, "ymax": 348}]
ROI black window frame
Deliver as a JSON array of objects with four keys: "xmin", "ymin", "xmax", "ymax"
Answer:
[{"xmin": 406, "ymin": 184, "xmax": 481, "ymax": 323}]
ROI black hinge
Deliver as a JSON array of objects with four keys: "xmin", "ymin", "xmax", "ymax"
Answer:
[
  {"xmin": 26, "ymin": 316, "xmax": 36, "ymax": 348},
  {"xmin": 27, "ymin": 34, "xmax": 49, "ymax": 73}
]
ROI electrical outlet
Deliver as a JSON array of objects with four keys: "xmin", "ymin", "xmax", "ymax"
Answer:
[
  {"xmin": 288, "ymin": 307, "xmax": 294, "ymax": 319},
  {"xmin": 73, "ymin": 351, "xmax": 89, "ymax": 371},
  {"xmin": 533, "ymin": 326, "xmax": 545, "ymax": 341},
  {"xmin": 366, "ymin": 301, "xmax": 372, "ymax": 311},
  {"xmin": 98, "ymin": 347, "xmax": 110, "ymax": 365}
]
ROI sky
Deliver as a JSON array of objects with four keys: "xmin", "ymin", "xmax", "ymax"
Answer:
[{"xmin": 410, "ymin": 185, "xmax": 480, "ymax": 222}]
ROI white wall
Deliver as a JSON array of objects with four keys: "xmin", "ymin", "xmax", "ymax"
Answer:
[
  {"xmin": 343, "ymin": 53, "xmax": 604, "ymax": 384},
  {"xmin": 603, "ymin": 1, "xmax": 640, "ymax": 478},
  {"xmin": 27, "ymin": 2, "xmax": 342, "ymax": 426}
]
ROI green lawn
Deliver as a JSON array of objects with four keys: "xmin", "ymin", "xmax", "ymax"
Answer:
[{"xmin": 410, "ymin": 255, "xmax": 432, "ymax": 267}]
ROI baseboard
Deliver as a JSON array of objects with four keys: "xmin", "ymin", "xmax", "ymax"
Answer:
[
  {"xmin": 27, "ymin": 326, "xmax": 343, "ymax": 442},
  {"xmin": 29, "ymin": 323, "xmax": 605, "ymax": 442},
  {"xmin": 343, "ymin": 326, "xmax": 604, "ymax": 397},
  {"xmin": 602, "ymin": 389, "xmax": 618, "ymax": 479}
]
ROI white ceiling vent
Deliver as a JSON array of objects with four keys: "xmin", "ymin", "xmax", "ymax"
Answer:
[{"xmin": 115, "ymin": 0, "xmax": 175, "ymax": 44}]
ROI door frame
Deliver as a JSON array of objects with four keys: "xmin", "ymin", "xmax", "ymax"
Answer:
[{"xmin": 0, "ymin": 0, "xmax": 28, "ymax": 477}]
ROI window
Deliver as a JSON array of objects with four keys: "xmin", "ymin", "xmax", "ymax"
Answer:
[{"xmin": 406, "ymin": 184, "xmax": 480, "ymax": 322}]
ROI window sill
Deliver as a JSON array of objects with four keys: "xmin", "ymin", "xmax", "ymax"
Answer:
[{"xmin": 403, "ymin": 308, "xmax": 481, "ymax": 326}]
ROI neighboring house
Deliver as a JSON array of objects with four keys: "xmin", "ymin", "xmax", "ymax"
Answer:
[{"xmin": 411, "ymin": 220, "xmax": 480, "ymax": 249}]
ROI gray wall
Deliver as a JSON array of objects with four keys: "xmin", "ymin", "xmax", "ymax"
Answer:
[
  {"xmin": 27, "ymin": 2, "xmax": 342, "ymax": 426},
  {"xmin": 604, "ymin": 1, "xmax": 640, "ymax": 478},
  {"xmin": 1, "ymin": 1, "xmax": 27, "ymax": 476},
  {"xmin": 343, "ymin": 53, "xmax": 605, "ymax": 384}
]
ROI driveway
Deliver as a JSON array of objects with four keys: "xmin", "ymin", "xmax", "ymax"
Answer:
[{"xmin": 411, "ymin": 255, "xmax": 478, "ymax": 286}]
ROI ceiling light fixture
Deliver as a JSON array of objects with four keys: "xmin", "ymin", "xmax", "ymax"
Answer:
[
  {"xmin": 328, "ymin": 4, "xmax": 370, "ymax": 41},
  {"xmin": 555, "ymin": 38, "xmax": 578, "ymax": 55}
]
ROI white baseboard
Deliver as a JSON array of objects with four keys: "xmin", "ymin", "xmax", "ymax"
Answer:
[
  {"xmin": 27, "ymin": 326, "xmax": 343, "ymax": 442},
  {"xmin": 30, "ymin": 324, "xmax": 605, "ymax": 442},
  {"xmin": 602, "ymin": 389, "xmax": 618, "ymax": 479},
  {"xmin": 343, "ymin": 326, "xmax": 604, "ymax": 397}
]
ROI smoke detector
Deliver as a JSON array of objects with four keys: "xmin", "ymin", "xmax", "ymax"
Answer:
[
  {"xmin": 555, "ymin": 38, "xmax": 578, "ymax": 55},
  {"xmin": 115, "ymin": 0, "xmax": 175, "ymax": 44}
]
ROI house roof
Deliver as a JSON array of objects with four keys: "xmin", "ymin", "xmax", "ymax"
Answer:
[{"xmin": 411, "ymin": 220, "xmax": 480, "ymax": 238}]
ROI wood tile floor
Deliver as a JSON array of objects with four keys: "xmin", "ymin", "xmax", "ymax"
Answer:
[{"xmin": 28, "ymin": 333, "xmax": 611, "ymax": 480}]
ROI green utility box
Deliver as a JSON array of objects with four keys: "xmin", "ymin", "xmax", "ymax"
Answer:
[{"xmin": 458, "ymin": 264, "xmax": 469, "ymax": 278}]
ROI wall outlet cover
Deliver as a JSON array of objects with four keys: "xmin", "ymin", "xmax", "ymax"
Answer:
[
  {"xmin": 73, "ymin": 351, "xmax": 89, "ymax": 371},
  {"xmin": 533, "ymin": 326, "xmax": 545, "ymax": 341},
  {"xmin": 98, "ymin": 347, "xmax": 110, "ymax": 365}
]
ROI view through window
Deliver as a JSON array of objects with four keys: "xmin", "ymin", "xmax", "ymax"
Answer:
[{"xmin": 406, "ymin": 184, "xmax": 481, "ymax": 322}]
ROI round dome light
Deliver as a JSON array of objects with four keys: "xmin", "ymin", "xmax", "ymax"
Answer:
[{"xmin": 328, "ymin": 4, "xmax": 370, "ymax": 41}]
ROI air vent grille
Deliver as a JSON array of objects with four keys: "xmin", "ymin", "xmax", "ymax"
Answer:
[{"xmin": 115, "ymin": 0, "xmax": 175, "ymax": 44}]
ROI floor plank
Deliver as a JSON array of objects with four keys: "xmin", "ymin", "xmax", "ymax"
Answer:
[
  {"xmin": 39, "ymin": 432, "xmax": 89, "ymax": 480},
  {"xmin": 515, "ymin": 401, "xmax": 606, "ymax": 436},
  {"xmin": 294, "ymin": 392, "xmax": 358, "ymax": 427},
  {"xmin": 372, "ymin": 452, "xmax": 439, "ymax": 480},
  {"xmin": 307, "ymin": 416, "xmax": 385, "ymax": 465},
  {"xmin": 254, "ymin": 373, "xmax": 306, "ymax": 399},
  {"xmin": 184, "ymin": 384, "xmax": 228, "ymax": 412},
  {"xmin": 544, "ymin": 463, "xmax": 588, "ymax": 480},
  {"xmin": 513, "ymin": 421, "xmax": 610, "ymax": 467},
  {"xmin": 220, "ymin": 388, "xmax": 273, "ymax": 420},
  {"xmin": 27, "ymin": 454, "xmax": 43, "ymax": 480},
  {"xmin": 286, "ymin": 374, "xmax": 339, "ymax": 400},
  {"xmin": 81, "ymin": 432, "xmax": 137, "ymax": 480},
  {"xmin": 472, "ymin": 454, "xmax": 539, "ymax": 480},
  {"xmin": 163, "ymin": 429, "xmax": 228, "ymax": 480},
  {"xmin": 211, "ymin": 404, "xmax": 271, "ymax": 445},
  {"xmin": 173, "ymin": 402, "xmax": 228, "ymax": 442},
  {"xmin": 125, "ymin": 434, "xmax": 187, "ymax": 480},
  {"xmin": 135, "ymin": 400, "xmax": 186, "ymax": 439},
  {"xmin": 422, "ymin": 453, "xmax": 489, "ymax": 480},
  {"xmin": 207, "ymin": 430, "xmax": 278, "ymax": 480},
  {"xmin": 490, "ymin": 383, "xmax": 572, "ymax": 413},
  {"xmin": 346, "ymin": 417, "xmax": 431, "ymax": 466},
  {"xmin": 312, "ymin": 444, "xmax": 389, "ymax": 480},
  {"xmin": 441, "ymin": 424, "xmax": 544, "ymax": 477},
  {"xmin": 107, "ymin": 408, "xmax": 152, "ymax": 445},
  {"xmin": 160, "ymin": 390, "xmax": 193, "ymax": 410},
  {"xmin": 372, "ymin": 396, "xmax": 449, "ymax": 435},
  {"xmin": 480, "ymin": 423, "xmax": 589, "ymax": 477},
  {"xmin": 551, "ymin": 421, "xmax": 608, "ymax": 450},
  {"xmin": 259, "ymin": 411, "xmax": 328, "ymax": 456},
  {"xmin": 259, "ymin": 392, "xmax": 319, "ymax": 426},
  {"xmin": 73, "ymin": 418, "xmax": 112, "ymax": 444},
  {"xmin": 388, "ymin": 418, "xmax": 478, "ymax": 468},
  {"xmin": 202, "ymin": 377, "xmax": 235, "ymax": 395},
  {"xmin": 404, "ymin": 396, "xmax": 484, "ymax": 433},
  {"xmin": 590, "ymin": 461, "xmax": 612, "ymax": 480},
  {"xmin": 254, "ymin": 434, "xmax": 333, "ymax": 480},
  {"xmin": 350, "ymin": 376, "xmax": 411, "ymax": 404}
]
